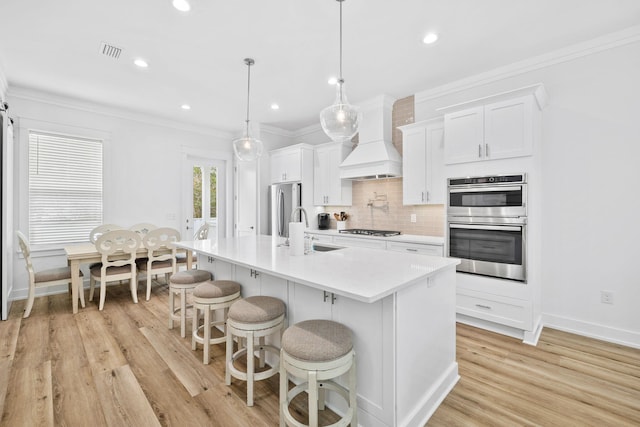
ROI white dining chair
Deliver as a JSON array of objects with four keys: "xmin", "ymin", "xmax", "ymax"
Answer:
[
  {"xmin": 89, "ymin": 229, "xmax": 142, "ymax": 310},
  {"xmin": 89, "ymin": 223, "xmax": 124, "ymax": 243},
  {"xmin": 129, "ymin": 223, "xmax": 157, "ymax": 236},
  {"xmin": 138, "ymin": 227, "xmax": 180, "ymax": 300},
  {"xmin": 16, "ymin": 231, "xmax": 84, "ymax": 318},
  {"xmin": 177, "ymin": 222, "xmax": 209, "ymax": 270}
]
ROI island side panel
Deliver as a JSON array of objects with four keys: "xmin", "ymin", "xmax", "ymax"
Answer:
[{"xmin": 395, "ymin": 266, "xmax": 459, "ymax": 427}]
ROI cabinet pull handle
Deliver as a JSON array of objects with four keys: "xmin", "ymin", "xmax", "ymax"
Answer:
[
  {"xmin": 485, "ymin": 143, "xmax": 489, "ymax": 157},
  {"xmin": 323, "ymin": 291, "xmax": 330, "ymax": 302},
  {"xmin": 421, "ymin": 191, "xmax": 424, "ymax": 202},
  {"xmin": 406, "ymin": 248, "xmax": 418, "ymax": 252},
  {"xmin": 475, "ymin": 304, "xmax": 492, "ymax": 310},
  {"xmin": 331, "ymin": 293, "xmax": 337, "ymax": 305},
  {"xmin": 426, "ymin": 191, "xmax": 430, "ymax": 202},
  {"xmin": 208, "ymin": 256, "xmax": 215, "ymax": 263},
  {"xmin": 478, "ymin": 144, "xmax": 482, "ymax": 158}
]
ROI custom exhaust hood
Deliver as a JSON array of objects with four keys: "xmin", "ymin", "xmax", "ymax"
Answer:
[{"xmin": 339, "ymin": 95, "xmax": 402, "ymax": 180}]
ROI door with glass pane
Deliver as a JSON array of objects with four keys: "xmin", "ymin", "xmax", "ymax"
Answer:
[{"xmin": 184, "ymin": 157, "xmax": 226, "ymax": 242}]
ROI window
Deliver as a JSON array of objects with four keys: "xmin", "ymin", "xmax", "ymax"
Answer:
[{"xmin": 28, "ymin": 131, "xmax": 103, "ymax": 245}]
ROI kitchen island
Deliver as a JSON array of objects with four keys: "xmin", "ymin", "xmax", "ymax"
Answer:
[{"xmin": 175, "ymin": 235, "xmax": 460, "ymax": 427}]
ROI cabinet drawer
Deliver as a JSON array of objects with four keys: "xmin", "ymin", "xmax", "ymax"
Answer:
[
  {"xmin": 334, "ymin": 236, "xmax": 386, "ymax": 250},
  {"xmin": 457, "ymin": 292, "xmax": 531, "ymax": 330},
  {"xmin": 386, "ymin": 241, "xmax": 443, "ymax": 256},
  {"xmin": 308, "ymin": 233, "xmax": 333, "ymax": 244}
]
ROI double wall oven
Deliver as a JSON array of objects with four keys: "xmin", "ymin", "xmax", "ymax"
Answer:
[{"xmin": 447, "ymin": 174, "xmax": 527, "ymax": 282}]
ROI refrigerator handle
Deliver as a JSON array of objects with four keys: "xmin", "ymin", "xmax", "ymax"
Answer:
[{"xmin": 277, "ymin": 189, "xmax": 285, "ymax": 237}]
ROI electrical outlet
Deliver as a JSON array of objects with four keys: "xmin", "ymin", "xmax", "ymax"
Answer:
[
  {"xmin": 410, "ymin": 214, "xmax": 417, "ymax": 223},
  {"xmin": 600, "ymin": 290, "xmax": 614, "ymax": 304}
]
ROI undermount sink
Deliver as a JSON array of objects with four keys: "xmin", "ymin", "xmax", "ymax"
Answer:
[{"xmin": 312, "ymin": 244, "xmax": 345, "ymax": 252}]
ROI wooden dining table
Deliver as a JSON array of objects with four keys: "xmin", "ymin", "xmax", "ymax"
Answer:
[{"xmin": 64, "ymin": 242, "xmax": 193, "ymax": 314}]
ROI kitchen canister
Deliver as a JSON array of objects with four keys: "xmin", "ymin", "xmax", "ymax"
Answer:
[
  {"xmin": 289, "ymin": 222, "xmax": 305, "ymax": 256},
  {"xmin": 336, "ymin": 220, "xmax": 347, "ymax": 231}
]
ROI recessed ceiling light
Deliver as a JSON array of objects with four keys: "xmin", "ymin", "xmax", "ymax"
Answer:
[
  {"xmin": 181, "ymin": 104, "xmax": 191, "ymax": 110},
  {"xmin": 134, "ymin": 58, "xmax": 148, "ymax": 68},
  {"xmin": 327, "ymin": 77, "xmax": 338, "ymax": 85},
  {"xmin": 172, "ymin": 0, "xmax": 191, "ymax": 12},
  {"xmin": 423, "ymin": 32, "xmax": 439, "ymax": 44},
  {"xmin": 270, "ymin": 103, "xmax": 280, "ymax": 110}
]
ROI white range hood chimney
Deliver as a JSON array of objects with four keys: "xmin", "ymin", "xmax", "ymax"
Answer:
[{"xmin": 339, "ymin": 95, "xmax": 402, "ymax": 180}]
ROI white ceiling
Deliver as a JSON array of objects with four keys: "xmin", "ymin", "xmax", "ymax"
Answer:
[{"xmin": 2, "ymin": 0, "xmax": 640, "ymax": 133}]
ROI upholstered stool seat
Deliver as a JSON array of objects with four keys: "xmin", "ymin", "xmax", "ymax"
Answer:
[
  {"xmin": 192, "ymin": 280, "xmax": 241, "ymax": 364},
  {"xmin": 280, "ymin": 319, "xmax": 357, "ymax": 427},
  {"xmin": 225, "ymin": 295, "xmax": 286, "ymax": 406},
  {"xmin": 168, "ymin": 269, "xmax": 212, "ymax": 338}
]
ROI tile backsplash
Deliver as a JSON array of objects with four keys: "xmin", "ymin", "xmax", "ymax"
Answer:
[{"xmin": 324, "ymin": 95, "xmax": 445, "ymax": 237}]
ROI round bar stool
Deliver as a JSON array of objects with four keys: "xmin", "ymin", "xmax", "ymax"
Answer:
[
  {"xmin": 279, "ymin": 319, "xmax": 357, "ymax": 427},
  {"xmin": 225, "ymin": 296, "xmax": 286, "ymax": 406},
  {"xmin": 169, "ymin": 269, "xmax": 212, "ymax": 338},
  {"xmin": 192, "ymin": 280, "xmax": 241, "ymax": 364}
]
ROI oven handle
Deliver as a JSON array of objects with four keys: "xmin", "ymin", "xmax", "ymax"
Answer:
[
  {"xmin": 449, "ymin": 186, "xmax": 522, "ymax": 193},
  {"xmin": 449, "ymin": 223, "xmax": 523, "ymax": 232}
]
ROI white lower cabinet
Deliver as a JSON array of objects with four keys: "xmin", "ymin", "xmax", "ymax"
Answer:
[
  {"xmin": 386, "ymin": 241, "xmax": 443, "ymax": 256},
  {"xmin": 333, "ymin": 236, "xmax": 387, "ymax": 250},
  {"xmin": 203, "ymin": 257, "xmax": 234, "ymax": 280},
  {"xmin": 288, "ymin": 282, "xmax": 394, "ymax": 426},
  {"xmin": 457, "ymin": 288, "xmax": 532, "ymax": 330}
]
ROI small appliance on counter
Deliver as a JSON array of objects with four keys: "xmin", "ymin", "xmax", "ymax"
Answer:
[{"xmin": 318, "ymin": 213, "xmax": 330, "ymax": 230}]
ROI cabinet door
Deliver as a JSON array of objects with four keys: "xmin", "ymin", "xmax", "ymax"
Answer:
[
  {"xmin": 334, "ymin": 236, "xmax": 386, "ymax": 250},
  {"xmin": 484, "ymin": 96, "xmax": 533, "ymax": 160},
  {"xmin": 270, "ymin": 149, "xmax": 301, "ymax": 183},
  {"xmin": 313, "ymin": 147, "xmax": 329, "ymax": 205},
  {"xmin": 444, "ymin": 106, "xmax": 484, "ymax": 164},
  {"xmin": 426, "ymin": 124, "xmax": 445, "ymax": 204},
  {"xmin": 386, "ymin": 241, "xmax": 443, "ymax": 256},
  {"xmin": 402, "ymin": 127, "xmax": 427, "ymax": 205},
  {"xmin": 234, "ymin": 265, "xmax": 261, "ymax": 297},
  {"xmin": 287, "ymin": 282, "xmax": 332, "ymax": 327}
]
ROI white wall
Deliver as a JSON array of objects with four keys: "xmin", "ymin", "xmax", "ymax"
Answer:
[
  {"xmin": 8, "ymin": 87, "xmax": 235, "ymax": 300},
  {"xmin": 414, "ymin": 30, "xmax": 640, "ymax": 347}
]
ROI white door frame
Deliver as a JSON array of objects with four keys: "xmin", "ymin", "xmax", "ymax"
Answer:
[{"xmin": 181, "ymin": 147, "xmax": 233, "ymax": 240}]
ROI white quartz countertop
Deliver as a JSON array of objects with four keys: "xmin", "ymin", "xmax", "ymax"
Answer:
[
  {"xmin": 306, "ymin": 229, "xmax": 445, "ymax": 246},
  {"xmin": 175, "ymin": 235, "xmax": 458, "ymax": 304}
]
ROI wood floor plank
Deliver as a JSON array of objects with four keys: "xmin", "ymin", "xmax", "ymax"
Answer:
[
  {"xmin": 75, "ymin": 309, "xmax": 128, "ymax": 374},
  {"xmin": 0, "ymin": 309, "xmax": 21, "ymax": 418},
  {"xmin": 1, "ymin": 360, "xmax": 54, "ymax": 427},
  {"xmin": 49, "ymin": 290, "xmax": 108, "ymax": 427},
  {"xmin": 140, "ymin": 325, "xmax": 217, "ymax": 397},
  {"xmin": 11, "ymin": 298, "xmax": 50, "ymax": 370},
  {"xmin": 93, "ymin": 364, "xmax": 161, "ymax": 427}
]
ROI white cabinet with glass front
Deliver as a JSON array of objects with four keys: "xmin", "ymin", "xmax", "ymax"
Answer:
[
  {"xmin": 398, "ymin": 118, "xmax": 445, "ymax": 205},
  {"xmin": 313, "ymin": 141, "xmax": 352, "ymax": 206}
]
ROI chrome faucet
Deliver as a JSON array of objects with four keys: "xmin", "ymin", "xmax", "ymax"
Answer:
[{"xmin": 290, "ymin": 207, "xmax": 309, "ymax": 227}]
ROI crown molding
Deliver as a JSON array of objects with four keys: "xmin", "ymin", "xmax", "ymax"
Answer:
[
  {"xmin": 259, "ymin": 123, "xmax": 296, "ymax": 139},
  {"xmin": 415, "ymin": 24, "xmax": 640, "ymax": 105},
  {"xmin": 7, "ymin": 85, "xmax": 234, "ymax": 140},
  {"xmin": 292, "ymin": 122, "xmax": 323, "ymax": 139}
]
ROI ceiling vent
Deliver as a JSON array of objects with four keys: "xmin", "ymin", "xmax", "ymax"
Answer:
[{"xmin": 99, "ymin": 42, "xmax": 123, "ymax": 59}]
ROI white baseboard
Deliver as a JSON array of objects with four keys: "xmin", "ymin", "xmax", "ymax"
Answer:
[{"xmin": 543, "ymin": 313, "xmax": 640, "ymax": 349}]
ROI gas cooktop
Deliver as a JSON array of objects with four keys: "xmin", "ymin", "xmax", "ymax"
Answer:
[{"xmin": 339, "ymin": 229, "xmax": 401, "ymax": 237}]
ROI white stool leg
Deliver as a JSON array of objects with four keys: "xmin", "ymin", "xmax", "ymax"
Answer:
[
  {"xmin": 180, "ymin": 288, "xmax": 187, "ymax": 338},
  {"xmin": 192, "ymin": 304, "xmax": 199, "ymax": 350},
  {"xmin": 308, "ymin": 370, "xmax": 319, "ymax": 427},
  {"xmin": 350, "ymin": 353, "xmax": 357, "ymax": 426},
  {"xmin": 247, "ymin": 330, "xmax": 255, "ymax": 406},
  {"xmin": 279, "ymin": 349, "xmax": 287, "ymax": 427},
  {"xmin": 225, "ymin": 326, "xmax": 233, "ymax": 385},
  {"xmin": 203, "ymin": 305, "xmax": 211, "ymax": 364},
  {"xmin": 169, "ymin": 287, "xmax": 175, "ymax": 329}
]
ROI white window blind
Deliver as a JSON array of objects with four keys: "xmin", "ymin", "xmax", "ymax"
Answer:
[{"xmin": 28, "ymin": 131, "xmax": 103, "ymax": 245}]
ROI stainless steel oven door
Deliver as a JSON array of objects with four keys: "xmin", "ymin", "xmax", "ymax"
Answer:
[
  {"xmin": 447, "ymin": 218, "xmax": 527, "ymax": 282},
  {"xmin": 448, "ymin": 184, "xmax": 527, "ymax": 218}
]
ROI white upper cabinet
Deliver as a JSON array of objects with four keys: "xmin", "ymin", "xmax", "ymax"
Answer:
[
  {"xmin": 270, "ymin": 144, "xmax": 313, "ymax": 184},
  {"xmin": 313, "ymin": 142, "xmax": 352, "ymax": 206},
  {"xmin": 399, "ymin": 118, "xmax": 445, "ymax": 205},
  {"xmin": 441, "ymin": 84, "xmax": 546, "ymax": 165}
]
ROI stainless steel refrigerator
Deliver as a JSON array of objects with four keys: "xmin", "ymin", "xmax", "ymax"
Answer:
[{"xmin": 268, "ymin": 182, "xmax": 302, "ymax": 238}]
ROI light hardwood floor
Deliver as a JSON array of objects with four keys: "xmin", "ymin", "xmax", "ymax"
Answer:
[{"xmin": 0, "ymin": 280, "xmax": 638, "ymax": 426}]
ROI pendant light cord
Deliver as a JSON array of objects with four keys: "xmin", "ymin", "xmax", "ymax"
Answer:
[
  {"xmin": 245, "ymin": 59, "xmax": 252, "ymax": 136},
  {"xmin": 338, "ymin": 0, "xmax": 345, "ymax": 103}
]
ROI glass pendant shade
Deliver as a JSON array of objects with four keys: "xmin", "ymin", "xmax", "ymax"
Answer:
[
  {"xmin": 233, "ymin": 133, "xmax": 263, "ymax": 161},
  {"xmin": 320, "ymin": 80, "xmax": 361, "ymax": 143}
]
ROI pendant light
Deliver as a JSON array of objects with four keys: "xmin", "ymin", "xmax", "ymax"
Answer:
[
  {"xmin": 320, "ymin": 0, "xmax": 361, "ymax": 143},
  {"xmin": 233, "ymin": 58, "xmax": 264, "ymax": 161}
]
